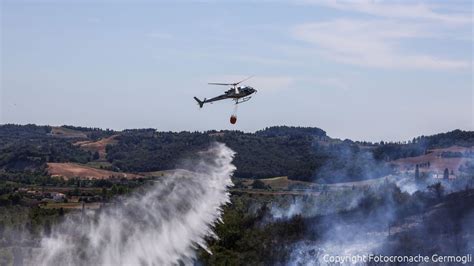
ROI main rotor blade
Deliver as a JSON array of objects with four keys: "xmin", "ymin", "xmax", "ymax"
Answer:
[
  {"xmin": 234, "ymin": 75, "xmax": 254, "ymax": 86},
  {"xmin": 208, "ymin": 75, "xmax": 254, "ymax": 86},
  {"xmin": 208, "ymin": 82, "xmax": 234, "ymax": 86}
]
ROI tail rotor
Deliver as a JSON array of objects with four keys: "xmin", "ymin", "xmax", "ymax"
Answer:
[{"xmin": 193, "ymin": 97, "xmax": 205, "ymax": 108}]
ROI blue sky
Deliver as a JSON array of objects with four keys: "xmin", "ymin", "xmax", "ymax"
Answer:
[{"xmin": 1, "ymin": 0, "xmax": 472, "ymax": 141}]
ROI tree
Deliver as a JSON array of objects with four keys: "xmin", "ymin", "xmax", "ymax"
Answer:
[
  {"xmin": 93, "ymin": 151, "xmax": 100, "ymax": 160},
  {"xmin": 251, "ymin": 180, "xmax": 267, "ymax": 189},
  {"xmin": 111, "ymin": 184, "xmax": 119, "ymax": 195},
  {"xmin": 428, "ymin": 182, "xmax": 444, "ymax": 199},
  {"xmin": 415, "ymin": 165, "xmax": 420, "ymax": 179},
  {"xmin": 101, "ymin": 187, "xmax": 108, "ymax": 201},
  {"xmin": 443, "ymin": 168, "xmax": 449, "ymax": 180},
  {"xmin": 8, "ymin": 193, "xmax": 21, "ymax": 205},
  {"xmin": 117, "ymin": 186, "xmax": 126, "ymax": 194}
]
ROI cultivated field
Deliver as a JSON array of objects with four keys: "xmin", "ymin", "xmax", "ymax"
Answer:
[
  {"xmin": 239, "ymin": 176, "xmax": 315, "ymax": 190},
  {"xmin": 393, "ymin": 145, "xmax": 474, "ymax": 176},
  {"xmin": 47, "ymin": 162, "xmax": 143, "ymax": 180},
  {"xmin": 74, "ymin": 135, "xmax": 118, "ymax": 159}
]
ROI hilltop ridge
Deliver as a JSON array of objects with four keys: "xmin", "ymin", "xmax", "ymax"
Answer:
[{"xmin": 1, "ymin": 124, "xmax": 473, "ymax": 183}]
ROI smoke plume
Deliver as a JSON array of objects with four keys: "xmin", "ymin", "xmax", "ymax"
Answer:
[{"xmin": 33, "ymin": 143, "xmax": 235, "ymax": 266}]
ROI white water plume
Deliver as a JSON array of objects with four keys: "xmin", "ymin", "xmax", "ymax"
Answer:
[{"xmin": 33, "ymin": 143, "xmax": 235, "ymax": 266}]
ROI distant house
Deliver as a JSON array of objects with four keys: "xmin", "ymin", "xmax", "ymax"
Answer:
[
  {"xmin": 51, "ymin": 192, "xmax": 66, "ymax": 202},
  {"xmin": 26, "ymin": 190, "xmax": 41, "ymax": 196},
  {"xmin": 433, "ymin": 172, "xmax": 456, "ymax": 180}
]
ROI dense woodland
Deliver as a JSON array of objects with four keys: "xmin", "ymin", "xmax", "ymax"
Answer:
[{"xmin": 1, "ymin": 124, "xmax": 473, "ymax": 183}]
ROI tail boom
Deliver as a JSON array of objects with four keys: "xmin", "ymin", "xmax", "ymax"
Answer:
[{"xmin": 194, "ymin": 97, "xmax": 205, "ymax": 108}]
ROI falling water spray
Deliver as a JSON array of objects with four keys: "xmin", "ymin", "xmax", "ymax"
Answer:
[{"xmin": 33, "ymin": 143, "xmax": 235, "ymax": 266}]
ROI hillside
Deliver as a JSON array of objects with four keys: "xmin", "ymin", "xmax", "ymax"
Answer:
[
  {"xmin": 74, "ymin": 135, "xmax": 119, "ymax": 159},
  {"xmin": 383, "ymin": 188, "xmax": 474, "ymax": 256},
  {"xmin": 393, "ymin": 146, "xmax": 474, "ymax": 176},
  {"xmin": 1, "ymin": 124, "xmax": 473, "ymax": 183},
  {"xmin": 47, "ymin": 162, "xmax": 143, "ymax": 180}
]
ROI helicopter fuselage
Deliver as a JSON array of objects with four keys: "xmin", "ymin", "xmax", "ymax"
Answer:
[
  {"xmin": 197, "ymin": 86, "xmax": 256, "ymax": 106},
  {"xmin": 223, "ymin": 86, "xmax": 256, "ymax": 98}
]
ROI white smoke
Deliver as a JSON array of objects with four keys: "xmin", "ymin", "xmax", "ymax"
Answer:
[
  {"xmin": 271, "ymin": 199, "xmax": 304, "ymax": 220},
  {"xmin": 32, "ymin": 143, "xmax": 235, "ymax": 266},
  {"xmin": 394, "ymin": 176, "xmax": 421, "ymax": 194}
]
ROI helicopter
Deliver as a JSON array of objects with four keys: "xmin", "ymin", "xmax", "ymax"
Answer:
[{"xmin": 193, "ymin": 76, "xmax": 257, "ymax": 108}]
